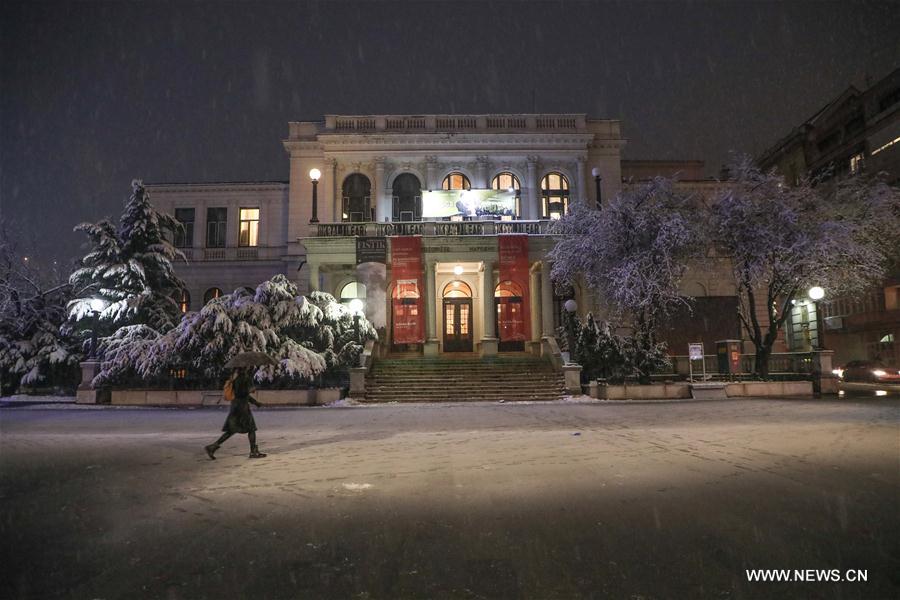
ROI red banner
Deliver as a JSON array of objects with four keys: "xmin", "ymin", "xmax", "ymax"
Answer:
[
  {"xmin": 497, "ymin": 235, "xmax": 531, "ymax": 342},
  {"xmin": 390, "ymin": 236, "xmax": 425, "ymax": 344}
]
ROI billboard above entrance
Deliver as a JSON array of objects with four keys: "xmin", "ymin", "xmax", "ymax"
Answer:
[{"xmin": 422, "ymin": 189, "xmax": 517, "ymax": 219}]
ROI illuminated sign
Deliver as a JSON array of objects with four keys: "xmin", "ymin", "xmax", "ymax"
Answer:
[{"xmin": 421, "ymin": 189, "xmax": 517, "ymax": 218}]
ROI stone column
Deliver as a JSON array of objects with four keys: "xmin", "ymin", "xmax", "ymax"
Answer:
[
  {"xmin": 309, "ymin": 262, "xmax": 320, "ymax": 291},
  {"xmin": 526, "ymin": 156, "xmax": 539, "ymax": 220},
  {"xmin": 480, "ymin": 260, "xmax": 498, "ymax": 356},
  {"xmin": 575, "ymin": 156, "xmax": 586, "ymax": 208},
  {"xmin": 331, "ymin": 158, "xmax": 339, "ymax": 222},
  {"xmin": 530, "ymin": 266, "xmax": 541, "ymax": 348},
  {"xmin": 540, "ymin": 260, "xmax": 554, "ymax": 338},
  {"xmin": 374, "ymin": 158, "xmax": 387, "ymax": 222},
  {"xmin": 476, "ymin": 156, "xmax": 490, "ymax": 188},
  {"xmin": 425, "ymin": 156, "xmax": 438, "ymax": 190},
  {"xmin": 424, "ymin": 260, "xmax": 439, "ymax": 356}
]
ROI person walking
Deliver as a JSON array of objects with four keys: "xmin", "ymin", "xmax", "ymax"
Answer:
[{"xmin": 205, "ymin": 367, "xmax": 267, "ymax": 459}]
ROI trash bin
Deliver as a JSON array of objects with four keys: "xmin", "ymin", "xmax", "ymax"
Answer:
[{"xmin": 716, "ymin": 340, "xmax": 743, "ymax": 375}]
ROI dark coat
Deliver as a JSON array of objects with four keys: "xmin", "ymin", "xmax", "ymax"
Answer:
[{"xmin": 222, "ymin": 373, "xmax": 260, "ymax": 434}]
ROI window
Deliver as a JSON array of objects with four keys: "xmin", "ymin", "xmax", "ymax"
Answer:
[
  {"xmin": 342, "ymin": 174, "xmax": 372, "ymax": 222},
  {"xmin": 174, "ymin": 208, "xmax": 194, "ymax": 248},
  {"xmin": 206, "ymin": 208, "xmax": 227, "ymax": 247},
  {"xmin": 203, "ymin": 287, "xmax": 223, "ymax": 304},
  {"xmin": 238, "ymin": 208, "xmax": 259, "ymax": 247},
  {"xmin": 492, "ymin": 172, "xmax": 521, "ymax": 218},
  {"xmin": 175, "ymin": 289, "xmax": 190, "ymax": 313},
  {"xmin": 339, "ymin": 281, "xmax": 367, "ymax": 306},
  {"xmin": 442, "ymin": 281, "xmax": 472, "ymax": 298},
  {"xmin": 541, "ymin": 173, "xmax": 570, "ymax": 219},
  {"xmin": 442, "ymin": 172, "xmax": 471, "ymax": 190},
  {"xmin": 849, "ymin": 152, "xmax": 864, "ymax": 175},
  {"xmin": 392, "ymin": 173, "xmax": 422, "ymax": 222}
]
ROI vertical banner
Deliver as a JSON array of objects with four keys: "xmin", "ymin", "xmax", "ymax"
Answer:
[
  {"xmin": 390, "ymin": 236, "xmax": 425, "ymax": 344},
  {"xmin": 497, "ymin": 235, "xmax": 531, "ymax": 342}
]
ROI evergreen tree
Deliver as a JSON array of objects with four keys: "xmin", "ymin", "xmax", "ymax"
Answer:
[{"xmin": 68, "ymin": 180, "xmax": 186, "ymax": 336}]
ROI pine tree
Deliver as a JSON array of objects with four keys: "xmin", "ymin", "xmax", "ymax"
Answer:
[{"xmin": 68, "ymin": 180, "xmax": 186, "ymax": 336}]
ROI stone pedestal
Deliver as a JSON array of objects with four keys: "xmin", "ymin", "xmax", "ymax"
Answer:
[
  {"xmin": 480, "ymin": 337, "xmax": 498, "ymax": 357},
  {"xmin": 812, "ymin": 350, "xmax": 838, "ymax": 395},
  {"xmin": 424, "ymin": 340, "xmax": 440, "ymax": 357},
  {"xmin": 561, "ymin": 364, "xmax": 583, "ymax": 395},
  {"xmin": 76, "ymin": 360, "xmax": 106, "ymax": 404},
  {"xmin": 349, "ymin": 367, "xmax": 367, "ymax": 398}
]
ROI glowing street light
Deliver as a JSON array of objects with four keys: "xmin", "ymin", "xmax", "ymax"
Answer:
[
  {"xmin": 309, "ymin": 168, "xmax": 322, "ymax": 224},
  {"xmin": 808, "ymin": 286, "xmax": 825, "ymax": 300}
]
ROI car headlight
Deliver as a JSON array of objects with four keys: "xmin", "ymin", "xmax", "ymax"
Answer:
[
  {"xmin": 872, "ymin": 369, "xmax": 886, "ymax": 377},
  {"xmin": 832, "ymin": 368, "xmax": 844, "ymax": 378}
]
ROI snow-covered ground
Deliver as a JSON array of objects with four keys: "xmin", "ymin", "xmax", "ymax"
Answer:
[{"xmin": 2, "ymin": 398, "xmax": 898, "ymax": 599}]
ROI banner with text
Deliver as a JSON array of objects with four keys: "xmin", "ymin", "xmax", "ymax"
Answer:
[
  {"xmin": 390, "ymin": 236, "xmax": 425, "ymax": 344},
  {"xmin": 497, "ymin": 235, "xmax": 531, "ymax": 342}
]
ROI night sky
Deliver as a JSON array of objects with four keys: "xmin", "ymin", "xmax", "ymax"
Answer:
[{"xmin": 2, "ymin": 0, "xmax": 898, "ymax": 264}]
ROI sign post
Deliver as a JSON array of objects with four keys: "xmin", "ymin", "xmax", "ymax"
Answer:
[{"xmin": 688, "ymin": 342, "xmax": 705, "ymax": 382}]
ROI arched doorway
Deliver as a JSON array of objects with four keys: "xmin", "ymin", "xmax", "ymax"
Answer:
[
  {"xmin": 495, "ymin": 280, "xmax": 525, "ymax": 351},
  {"xmin": 391, "ymin": 280, "xmax": 421, "ymax": 352},
  {"xmin": 442, "ymin": 281, "xmax": 473, "ymax": 352},
  {"xmin": 392, "ymin": 173, "xmax": 422, "ymax": 222}
]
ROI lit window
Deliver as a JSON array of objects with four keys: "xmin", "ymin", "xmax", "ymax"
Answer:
[
  {"xmin": 541, "ymin": 172, "xmax": 570, "ymax": 219},
  {"xmin": 880, "ymin": 333, "xmax": 895, "ymax": 343},
  {"xmin": 442, "ymin": 172, "xmax": 471, "ymax": 190},
  {"xmin": 849, "ymin": 153, "xmax": 864, "ymax": 175},
  {"xmin": 340, "ymin": 281, "xmax": 367, "ymax": 306},
  {"xmin": 491, "ymin": 172, "xmax": 521, "ymax": 217},
  {"xmin": 239, "ymin": 208, "xmax": 259, "ymax": 247},
  {"xmin": 203, "ymin": 287, "xmax": 223, "ymax": 304},
  {"xmin": 175, "ymin": 289, "xmax": 190, "ymax": 313}
]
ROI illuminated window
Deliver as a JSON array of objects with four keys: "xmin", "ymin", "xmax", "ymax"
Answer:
[
  {"xmin": 442, "ymin": 172, "xmax": 471, "ymax": 190},
  {"xmin": 442, "ymin": 280, "xmax": 472, "ymax": 298},
  {"xmin": 239, "ymin": 208, "xmax": 259, "ymax": 247},
  {"xmin": 203, "ymin": 287, "xmax": 223, "ymax": 304},
  {"xmin": 849, "ymin": 152, "xmax": 864, "ymax": 175},
  {"xmin": 340, "ymin": 281, "xmax": 367, "ymax": 306},
  {"xmin": 175, "ymin": 289, "xmax": 190, "ymax": 313},
  {"xmin": 491, "ymin": 172, "xmax": 521, "ymax": 218},
  {"xmin": 541, "ymin": 172, "xmax": 570, "ymax": 219}
]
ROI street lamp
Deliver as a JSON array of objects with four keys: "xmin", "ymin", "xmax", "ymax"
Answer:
[
  {"xmin": 309, "ymin": 168, "xmax": 321, "ymax": 224},
  {"xmin": 564, "ymin": 299, "xmax": 578, "ymax": 363},
  {"xmin": 808, "ymin": 286, "xmax": 825, "ymax": 350},
  {"xmin": 87, "ymin": 298, "xmax": 108, "ymax": 359},
  {"xmin": 349, "ymin": 298, "xmax": 365, "ymax": 343},
  {"xmin": 591, "ymin": 167, "xmax": 602, "ymax": 210}
]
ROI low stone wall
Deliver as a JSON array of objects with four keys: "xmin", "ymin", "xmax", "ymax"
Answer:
[
  {"xmin": 593, "ymin": 382, "xmax": 692, "ymax": 400},
  {"xmin": 725, "ymin": 381, "xmax": 813, "ymax": 397},
  {"xmin": 109, "ymin": 388, "xmax": 339, "ymax": 407}
]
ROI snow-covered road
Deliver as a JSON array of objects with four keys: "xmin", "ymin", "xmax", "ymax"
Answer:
[{"xmin": 2, "ymin": 398, "xmax": 898, "ymax": 599}]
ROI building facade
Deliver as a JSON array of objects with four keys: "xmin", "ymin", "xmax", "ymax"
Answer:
[
  {"xmin": 150, "ymin": 114, "xmax": 752, "ymax": 361},
  {"xmin": 757, "ymin": 68, "xmax": 900, "ymax": 366}
]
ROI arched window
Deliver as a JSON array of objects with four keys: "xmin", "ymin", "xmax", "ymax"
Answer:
[
  {"xmin": 392, "ymin": 173, "xmax": 422, "ymax": 222},
  {"xmin": 492, "ymin": 172, "xmax": 521, "ymax": 218},
  {"xmin": 342, "ymin": 174, "xmax": 372, "ymax": 223},
  {"xmin": 442, "ymin": 172, "xmax": 471, "ymax": 190},
  {"xmin": 340, "ymin": 281, "xmax": 367, "ymax": 307},
  {"xmin": 442, "ymin": 280, "xmax": 472, "ymax": 298},
  {"xmin": 175, "ymin": 289, "xmax": 190, "ymax": 313},
  {"xmin": 203, "ymin": 287, "xmax": 223, "ymax": 304},
  {"xmin": 541, "ymin": 172, "xmax": 570, "ymax": 219},
  {"xmin": 494, "ymin": 280, "xmax": 524, "ymax": 298}
]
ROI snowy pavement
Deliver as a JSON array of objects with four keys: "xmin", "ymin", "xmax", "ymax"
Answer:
[{"xmin": 1, "ymin": 398, "xmax": 898, "ymax": 599}]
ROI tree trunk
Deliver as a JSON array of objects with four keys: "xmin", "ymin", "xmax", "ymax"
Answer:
[{"xmin": 755, "ymin": 344, "xmax": 771, "ymax": 379}]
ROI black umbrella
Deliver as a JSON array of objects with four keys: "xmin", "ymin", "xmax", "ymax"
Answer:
[{"xmin": 224, "ymin": 352, "xmax": 278, "ymax": 368}]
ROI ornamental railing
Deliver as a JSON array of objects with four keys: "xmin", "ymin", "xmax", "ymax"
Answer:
[
  {"xmin": 311, "ymin": 220, "xmax": 554, "ymax": 238},
  {"xmin": 176, "ymin": 246, "xmax": 285, "ymax": 262}
]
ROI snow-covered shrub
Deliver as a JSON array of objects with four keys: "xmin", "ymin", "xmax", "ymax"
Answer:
[{"xmin": 92, "ymin": 275, "xmax": 377, "ymax": 388}]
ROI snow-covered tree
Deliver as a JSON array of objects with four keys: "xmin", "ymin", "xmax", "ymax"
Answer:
[
  {"xmin": 93, "ymin": 275, "xmax": 377, "ymax": 388},
  {"xmin": 0, "ymin": 224, "xmax": 81, "ymax": 394},
  {"xmin": 68, "ymin": 180, "xmax": 186, "ymax": 335},
  {"xmin": 549, "ymin": 178, "xmax": 700, "ymax": 383},
  {"xmin": 711, "ymin": 157, "xmax": 900, "ymax": 378}
]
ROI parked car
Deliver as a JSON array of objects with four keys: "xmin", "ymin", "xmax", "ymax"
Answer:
[{"xmin": 834, "ymin": 360, "xmax": 900, "ymax": 383}]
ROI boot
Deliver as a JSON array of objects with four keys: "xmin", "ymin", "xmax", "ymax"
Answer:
[
  {"xmin": 248, "ymin": 444, "xmax": 267, "ymax": 459},
  {"xmin": 205, "ymin": 444, "xmax": 219, "ymax": 460}
]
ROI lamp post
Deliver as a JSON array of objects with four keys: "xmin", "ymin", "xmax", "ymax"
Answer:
[
  {"xmin": 808, "ymin": 286, "xmax": 825, "ymax": 350},
  {"xmin": 349, "ymin": 298, "xmax": 365, "ymax": 344},
  {"xmin": 564, "ymin": 299, "xmax": 578, "ymax": 364},
  {"xmin": 87, "ymin": 298, "xmax": 107, "ymax": 359},
  {"xmin": 591, "ymin": 167, "xmax": 602, "ymax": 210},
  {"xmin": 309, "ymin": 168, "xmax": 321, "ymax": 224}
]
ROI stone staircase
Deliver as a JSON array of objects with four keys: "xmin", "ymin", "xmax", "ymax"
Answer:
[{"xmin": 364, "ymin": 355, "xmax": 566, "ymax": 403}]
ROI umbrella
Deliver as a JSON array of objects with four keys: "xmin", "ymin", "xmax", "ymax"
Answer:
[{"xmin": 225, "ymin": 352, "xmax": 278, "ymax": 368}]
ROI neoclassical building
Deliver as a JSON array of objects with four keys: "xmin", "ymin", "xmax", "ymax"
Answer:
[{"xmin": 149, "ymin": 114, "xmax": 752, "ymax": 361}]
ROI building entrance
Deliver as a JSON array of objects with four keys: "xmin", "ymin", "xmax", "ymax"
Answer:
[{"xmin": 442, "ymin": 281, "xmax": 473, "ymax": 352}]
